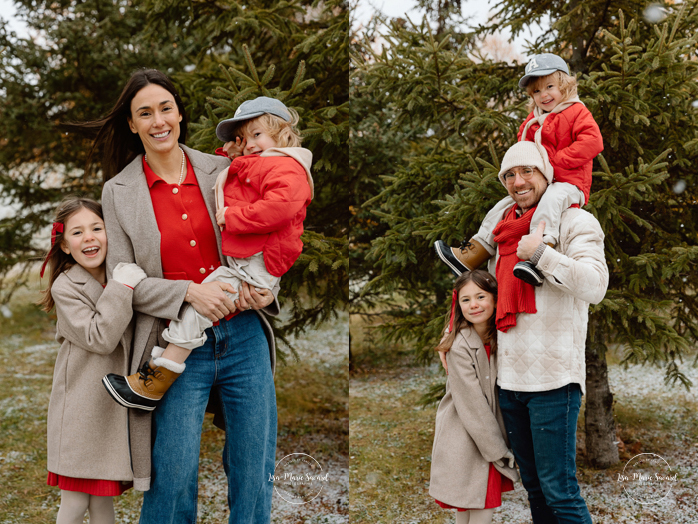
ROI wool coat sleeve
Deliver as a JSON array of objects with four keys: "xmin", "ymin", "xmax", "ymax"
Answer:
[
  {"xmin": 548, "ymin": 107, "xmax": 603, "ymax": 170},
  {"xmin": 102, "ymin": 181, "xmax": 190, "ymax": 321},
  {"xmin": 446, "ymin": 336, "xmax": 511, "ymax": 463},
  {"xmin": 535, "ymin": 209, "xmax": 609, "ymax": 304},
  {"xmin": 52, "ymin": 278, "xmax": 134, "ymax": 355},
  {"xmin": 224, "ymin": 161, "xmax": 311, "ymax": 235}
]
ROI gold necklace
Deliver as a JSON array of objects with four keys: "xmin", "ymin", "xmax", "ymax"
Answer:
[{"xmin": 145, "ymin": 147, "xmax": 186, "ymax": 185}]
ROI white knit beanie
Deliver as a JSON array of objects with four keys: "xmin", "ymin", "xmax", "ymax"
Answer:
[{"xmin": 498, "ymin": 141, "xmax": 554, "ymax": 187}]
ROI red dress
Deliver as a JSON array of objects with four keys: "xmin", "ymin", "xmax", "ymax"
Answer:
[
  {"xmin": 434, "ymin": 344, "xmax": 514, "ymax": 511},
  {"xmin": 47, "ymin": 472, "xmax": 131, "ymax": 496}
]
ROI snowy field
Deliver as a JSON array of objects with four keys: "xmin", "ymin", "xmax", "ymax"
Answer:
[{"xmin": 350, "ymin": 359, "xmax": 698, "ymax": 523}]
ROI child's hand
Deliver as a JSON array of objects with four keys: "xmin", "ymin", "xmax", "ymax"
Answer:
[
  {"xmin": 216, "ymin": 206, "xmax": 228, "ymax": 226},
  {"xmin": 112, "ymin": 262, "xmax": 147, "ymax": 288},
  {"xmin": 222, "ymin": 137, "xmax": 246, "ymax": 158}
]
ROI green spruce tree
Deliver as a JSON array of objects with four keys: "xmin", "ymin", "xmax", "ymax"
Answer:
[
  {"xmin": 352, "ymin": 1, "xmax": 698, "ymax": 467},
  {"xmin": 0, "ymin": 0, "xmax": 190, "ymax": 303},
  {"xmin": 0, "ymin": 0, "xmax": 349, "ymax": 344}
]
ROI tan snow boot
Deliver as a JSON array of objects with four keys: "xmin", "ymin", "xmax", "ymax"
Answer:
[
  {"xmin": 434, "ymin": 238, "xmax": 492, "ymax": 276},
  {"xmin": 102, "ymin": 347, "xmax": 184, "ymax": 411}
]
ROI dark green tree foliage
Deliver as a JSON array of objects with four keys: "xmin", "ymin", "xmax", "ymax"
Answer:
[
  {"xmin": 349, "ymin": 14, "xmax": 412, "ymax": 313},
  {"xmin": 353, "ymin": 1, "xmax": 698, "ymax": 466},
  {"xmin": 353, "ymin": 16, "xmax": 519, "ymax": 358},
  {"xmin": 0, "ymin": 0, "xmax": 190, "ymax": 303},
  {"xmin": 141, "ymin": 0, "xmax": 349, "ymax": 339},
  {"xmin": 0, "ymin": 0, "xmax": 348, "ymax": 345}
]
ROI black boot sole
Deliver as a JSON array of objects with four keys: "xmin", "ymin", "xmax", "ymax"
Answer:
[
  {"xmin": 434, "ymin": 240, "xmax": 468, "ymax": 277},
  {"xmin": 102, "ymin": 374, "xmax": 158, "ymax": 411},
  {"xmin": 513, "ymin": 261, "xmax": 544, "ymax": 287}
]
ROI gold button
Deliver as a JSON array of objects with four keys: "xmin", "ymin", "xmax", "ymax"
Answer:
[
  {"xmin": 199, "ymin": 268, "xmax": 206, "ymax": 274},
  {"xmin": 172, "ymin": 187, "xmax": 179, "ymax": 194},
  {"xmin": 182, "ymin": 214, "xmax": 188, "ymax": 220},
  {"xmin": 190, "ymin": 240, "xmax": 196, "ymax": 247}
]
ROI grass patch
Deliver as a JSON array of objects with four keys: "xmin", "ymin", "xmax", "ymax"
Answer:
[
  {"xmin": 0, "ymin": 278, "xmax": 58, "ymax": 522},
  {"xmin": 350, "ymin": 312, "xmax": 414, "ymax": 373},
  {"xmin": 613, "ymin": 398, "xmax": 698, "ymax": 459},
  {"xmin": 276, "ymin": 359, "xmax": 348, "ymax": 461},
  {"xmin": 350, "ymin": 371, "xmax": 451, "ymax": 523}
]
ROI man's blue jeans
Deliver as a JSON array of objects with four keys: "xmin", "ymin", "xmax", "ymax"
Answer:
[
  {"xmin": 140, "ymin": 311, "xmax": 277, "ymax": 524},
  {"xmin": 498, "ymin": 384, "xmax": 592, "ymax": 524}
]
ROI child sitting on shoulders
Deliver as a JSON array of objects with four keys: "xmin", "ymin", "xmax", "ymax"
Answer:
[{"xmin": 435, "ymin": 53, "xmax": 603, "ymax": 286}]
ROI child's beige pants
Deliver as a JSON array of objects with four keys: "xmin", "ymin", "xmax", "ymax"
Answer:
[{"xmin": 161, "ymin": 252, "xmax": 278, "ymax": 350}]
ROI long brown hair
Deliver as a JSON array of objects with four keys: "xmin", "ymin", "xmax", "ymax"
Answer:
[
  {"xmin": 68, "ymin": 69, "xmax": 188, "ymax": 182},
  {"xmin": 38, "ymin": 197, "xmax": 104, "ymax": 312},
  {"xmin": 435, "ymin": 270, "xmax": 498, "ymax": 353}
]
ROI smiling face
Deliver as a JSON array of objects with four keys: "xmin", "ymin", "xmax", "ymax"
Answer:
[
  {"xmin": 504, "ymin": 165, "xmax": 549, "ymax": 213},
  {"xmin": 238, "ymin": 117, "xmax": 279, "ymax": 155},
  {"xmin": 61, "ymin": 207, "xmax": 107, "ymax": 283},
  {"xmin": 128, "ymin": 83, "xmax": 182, "ymax": 158},
  {"xmin": 458, "ymin": 281, "xmax": 495, "ymax": 326},
  {"xmin": 530, "ymin": 74, "xmax": 563, "ymax": 112}
]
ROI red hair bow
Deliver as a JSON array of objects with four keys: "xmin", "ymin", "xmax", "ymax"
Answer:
[
  {"xmin": 40, "ymin": 222, "xmax": 64, "ymax": 278},
  {"xmin": 448, "ymin": 288, "xmax": 458, "ymax": 333}
]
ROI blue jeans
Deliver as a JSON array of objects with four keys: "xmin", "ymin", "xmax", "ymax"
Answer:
[
  {"xmin": 498, "ymin": 384, "xmax": 592, "ymax": 524},
  {"xmin": 140, "ymin": 311, "xmax": 277, "ymax": 524}
]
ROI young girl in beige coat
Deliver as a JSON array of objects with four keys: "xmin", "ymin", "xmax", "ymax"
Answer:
[
  {"xmin": 430, "ymin": 270, "xmax": 519, "ymax": 524},
  {"xmin": 39, "ymin": 197, "xmax": 146, "ymax": 524}
]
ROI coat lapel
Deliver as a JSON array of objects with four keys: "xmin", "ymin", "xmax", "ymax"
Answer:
[
  {"xmin": 110, "ymin": 155, "xmax": 163, "ymax": 277},
  {"xmin": 65, "ymin": 264, "xmax": 104, "ymax": 306},
  {"xmin": 462, "ymin": 328, "xmax": 493, "ymax": 405}
]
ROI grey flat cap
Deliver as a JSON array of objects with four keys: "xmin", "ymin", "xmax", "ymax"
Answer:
[
  {"xmin": 216, "ymin": 96, "xmax": 292, "ymax": 141},
  {"xmin": 519, "ymin": 54, "xmax": 570, "ymax": 88}
]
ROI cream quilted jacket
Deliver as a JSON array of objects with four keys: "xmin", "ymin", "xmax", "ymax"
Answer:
[{"xmin": 489, "ymin": 207, "xmax": 609, "ymax": 394}]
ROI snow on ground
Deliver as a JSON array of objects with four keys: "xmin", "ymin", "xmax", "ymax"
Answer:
[
  {"xmin": 0, "ymin": 302, "xmax": 348, "ymax": 523},
  {"xmin": 198, "ymin": 310, "xmax": 349, "ymax": 523},
  {"xmin": 350, "ymin": 359, "xmax": 698, "ymax": 523}
]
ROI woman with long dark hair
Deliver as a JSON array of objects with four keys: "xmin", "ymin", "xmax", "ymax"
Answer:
[{"xmin": 79, "ymin": 68, "xmax": 279, "ymax": 523}]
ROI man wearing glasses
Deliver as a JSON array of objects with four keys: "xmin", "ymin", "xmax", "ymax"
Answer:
[{"xmin": 489, "ymin": 141, "xmax": 608, "ymax": 523}]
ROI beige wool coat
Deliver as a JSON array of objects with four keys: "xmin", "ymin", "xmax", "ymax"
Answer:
[
  {"xmin": 101, "ymin": 145, "xmax": 280, "ymax": 491},
  {"xmin": 429, "ymin": 327, "xmax": 519, "ymax": 509},
  {"xmin": 47, "ymin": 264, "xmax": 134, "ymax": 482}
]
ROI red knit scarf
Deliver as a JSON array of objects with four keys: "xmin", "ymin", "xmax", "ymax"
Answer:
[{"xmin": 492, "ymin": 205, "xmax": 537, "ymax": 332}]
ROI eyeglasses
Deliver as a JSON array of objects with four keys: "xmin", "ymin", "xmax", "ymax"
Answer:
[{"xmin": 503, "ymin": 166, "xmax": 540, "ymax": 184}]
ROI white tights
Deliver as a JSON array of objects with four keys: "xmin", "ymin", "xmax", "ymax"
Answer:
[
  {"xmin": 455, "ymin": 508, "xmax": 495, "ymax": 524},
  {"xmin": 56, "ymin": 490, "xmax": 115, "ymax": 524}
]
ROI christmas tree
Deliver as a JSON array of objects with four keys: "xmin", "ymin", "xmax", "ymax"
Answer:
[
  {"xmin": 352, "ymin": 1, "xmax": 698, "ymax": 466},
  {"xmin": 0, "ymin": 0, "xmax": 349, "ymax": 343}
]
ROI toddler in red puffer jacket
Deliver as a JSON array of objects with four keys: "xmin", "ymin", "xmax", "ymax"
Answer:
[
  {"xmin": 103, "ymin": 96, "xmax": 313, "ymax": 411},
  {"xmin": 434, "ymin": 53, "xmax": 603, "ymax": 286}
]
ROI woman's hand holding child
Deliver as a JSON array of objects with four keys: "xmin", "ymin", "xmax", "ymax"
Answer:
[
  {"xmin": 186, "ymin": 281, "xmax": 238, "ymax": 322},
  {"xmin": 234, "ymin": 281, "xmax": 273, "ymax": 311}
]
